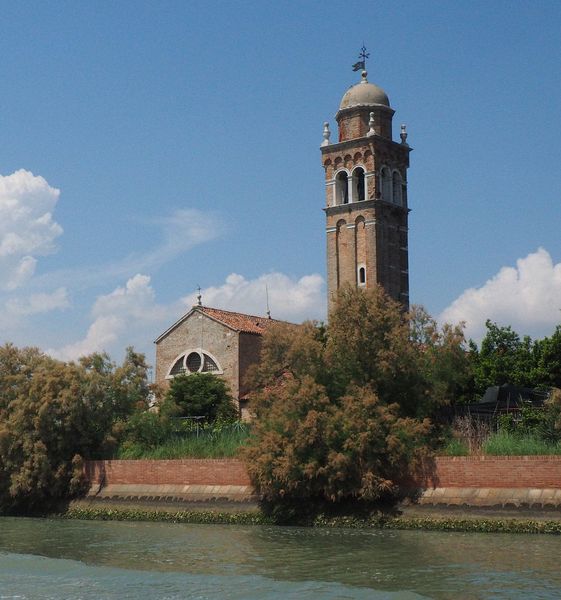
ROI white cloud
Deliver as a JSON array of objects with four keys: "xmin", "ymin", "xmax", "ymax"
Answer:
[
  {"xmin": 0, "ymin": 169, "xmax": 62, "ymax": 290},
  {"xmin": 182, "ymin": 272, "xmax": 326, "ymax": 323},
  {"xmin": 49, "ymin": 274, "xmax": 177, "ymax": 361},
  {"xmin": 440, "ymin": 248, "xmax": 561, "ymax": 342},
  {"xmin": 5, "ymin": 287, "xmax": 70, "ymax": 316}
]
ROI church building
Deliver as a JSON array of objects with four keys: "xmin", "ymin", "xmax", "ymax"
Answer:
[
  {"xmin": 154, "ymin": 53, "xmax": 411, "ymax": 415},
  {"xmin": 154, "ymin": 304, "xmax": 285, "ymax": 418}
]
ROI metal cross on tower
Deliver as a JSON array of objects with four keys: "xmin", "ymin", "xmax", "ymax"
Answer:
[{"xmin": 352, "ymin": 45, "xmax": 370, "ymax": 72}]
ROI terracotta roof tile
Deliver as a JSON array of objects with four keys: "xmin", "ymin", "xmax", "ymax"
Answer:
[{"xmin": 200, "ymin": 306, "xmax": 286, "ymax": 334}]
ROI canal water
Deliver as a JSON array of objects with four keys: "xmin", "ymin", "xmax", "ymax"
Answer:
[{"xmin": 0, "ymin": 517, "xmax": 560, "ymax": 599}]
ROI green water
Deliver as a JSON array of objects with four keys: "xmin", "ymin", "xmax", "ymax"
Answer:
[{"xmin": 0, "ymin": 517, "xmax": 560, "ymax": 599}]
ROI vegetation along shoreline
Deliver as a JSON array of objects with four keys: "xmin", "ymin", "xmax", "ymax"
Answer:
[{"xmin": 52, "ymin": 505, "xmax": 561, "ymax": 535}]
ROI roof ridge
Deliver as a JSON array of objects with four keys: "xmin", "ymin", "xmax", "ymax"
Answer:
[{"xmin": 200, "ymin": 305, "xmax": 284, "ymax": 322}]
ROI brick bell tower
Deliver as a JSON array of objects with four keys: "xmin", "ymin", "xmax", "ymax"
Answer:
[{"xmin": 321, "ymin": 53, "xmax": 411, "ymax": 312}]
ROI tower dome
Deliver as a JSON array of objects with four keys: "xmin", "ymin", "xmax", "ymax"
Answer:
[{"xmin": 339, "ymin": 71, "xmax": 390, "ymax": 110}]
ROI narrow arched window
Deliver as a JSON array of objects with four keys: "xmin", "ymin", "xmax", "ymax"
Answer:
[
  {"xmin": 381, "ymin": 167, "xmax": 392, "ymax": 202},
  {"xmin": 336, "ymin": 171, "xmax": 349, "ymax": 205},
  {"xmin": 392, "ymin": 171, "xmax": 402, "ymax": 205},
  {"xmin": 358, "ymin": 267, "xmax": 366, "ymax": 285},
  {"xmin": 354, "ymin": 167, "xmax": 365, "ymax": 201}
]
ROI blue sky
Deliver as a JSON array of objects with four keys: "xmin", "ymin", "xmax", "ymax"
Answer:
[{"xmin": 0, "ymin": 0, "xmax": 560, "ymax": 365}]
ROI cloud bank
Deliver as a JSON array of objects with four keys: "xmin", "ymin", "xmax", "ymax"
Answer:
[
  {"xmin": 440, "ymin": 248, "xmax": 561, "ymax": 342},
  {"xmin": 0, "ymin": 169, "xmax": 62, "ymax": 290}
]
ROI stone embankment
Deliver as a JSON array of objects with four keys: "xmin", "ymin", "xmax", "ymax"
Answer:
[
  {"xmin": 415, "ymin": 456, "xmax": 561, "ymax": 510},
  {"xmin": 82, "ymin": 455, "xmax": 561, "ymax": 512}
]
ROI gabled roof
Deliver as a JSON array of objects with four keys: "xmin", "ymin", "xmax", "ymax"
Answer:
[{"xmin": 154, "ymin": 305, "xmax": 288, "ymax": 343}]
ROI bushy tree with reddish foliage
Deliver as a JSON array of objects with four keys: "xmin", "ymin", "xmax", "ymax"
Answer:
[
  {"xmin": 243, "ymin": 285, "xmax": 462, "ymax": 520},
  {"xmin": 0, "ymin": 344, "xmax": 150, "ymax": 514}
]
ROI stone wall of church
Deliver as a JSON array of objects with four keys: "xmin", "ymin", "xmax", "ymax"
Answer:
[
  {"xmin": 155, "ymin": 314, "xmax": 241, "ymax": 400},
  {"xmin": 238, "ymin": 333, "xmax": 263, "ymax": 399}
]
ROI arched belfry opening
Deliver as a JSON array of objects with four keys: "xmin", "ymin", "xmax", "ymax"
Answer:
[
  {"xmin": 335, "ymin": 171, "xmax": 349, "ymax": 204},
  {"xmin": 353, "ymin": 167, "xmax": 365, "ymax": 201},
  {"xmin": 322, "ymin": 48, "xmax": 411, "ymax": 312}
]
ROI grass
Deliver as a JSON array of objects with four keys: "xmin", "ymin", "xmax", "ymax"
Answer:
[
  {"xmin": 442, "ymin": 438, "xmax": 470, "ymax": 456},
  {"xmin": 482, "ymin": 431, "xmax": 561, "ymax": 456},
  {"xmin": 443, "ymin": 430, "xmax": 561, "ymax": 456},
  {"xmin": 117, "ymin": 426, "xmax": 250, "ymax": 459}
]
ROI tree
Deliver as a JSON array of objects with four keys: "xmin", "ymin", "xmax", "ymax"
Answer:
[
  {"xmin": 409, "ymin": 306, "xmax": 474, "ymax": 407},
  {"xmin": 535, "ymin": 326, "xmax": 561, "ymax": 389},
  {"xmin": 163, "ymin": 373, "xmax": 238, "ymax": 422},
  {"xmin": 326, "ymin": 285, "xmax": 419, "ymax": 408},
  {"xmin": 473, "ymin": 320, "xmax": 538, "ymax": 394},
  {"xmin": 0, "ymin": 344, "xmax": 150, "ymax": 513},
  {"xmin": 243, "ymin": 285, "xmax": 459, "ymax": 520}
]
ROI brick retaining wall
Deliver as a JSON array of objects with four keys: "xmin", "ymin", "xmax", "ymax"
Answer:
[
  {"xmin": 85, "ymin": 459, "xmax": 251, "ymax": 487},
  {"xmin": 426, "ymin": 456, "xmax": 561, "ymax": 489},
  {"xmin": 83, "ymin": 456, "xmax": 561, "ymax": 508},
  {"xmin": 85, "ymin": 456, "xmax": 561, "ymax": 490}
]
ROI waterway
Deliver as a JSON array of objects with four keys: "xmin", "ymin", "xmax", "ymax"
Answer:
[{"xmin": 0, "ymin": 517, "xmax": 560, "ymax": 599}]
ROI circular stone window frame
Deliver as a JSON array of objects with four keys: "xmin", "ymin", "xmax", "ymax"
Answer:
[{"xmin": 165, "ymin": 347, "xmax": 224, "ymax": 379}]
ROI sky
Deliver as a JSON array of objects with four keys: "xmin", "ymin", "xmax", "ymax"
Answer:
[{"xmin": 0, "ymin": 0, "xmax": 560, "ymax": 368}]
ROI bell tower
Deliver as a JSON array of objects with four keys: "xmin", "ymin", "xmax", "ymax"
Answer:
[{"xmin": 321, "ymin": 52, "xmax": 411, "ymax": 312}]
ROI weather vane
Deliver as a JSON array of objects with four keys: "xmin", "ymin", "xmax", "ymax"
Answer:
[{"xmin": 352, "ymin": 45, "xmax": 370, "ymax": 72}]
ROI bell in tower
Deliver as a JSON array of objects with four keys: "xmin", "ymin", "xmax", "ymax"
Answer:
[{"xmin": 321, "ymin": 49, "xmax": 411, "ymax": 313}]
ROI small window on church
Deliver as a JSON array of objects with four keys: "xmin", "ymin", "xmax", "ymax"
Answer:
[
  {"xmin": 202, "ymin": 354, "xmax": 219, "ymax": 372},
  {"xmin": 170, "ymin": 356, "xmax": 186, "ymax": 376},
  {"xmin": 336, "ymin": 171, "xmax": 349, "ymax": 205},
  {"xmin": 358, "ymin": 266, "xmax": 366, "ymax": 286},
  {"xmin": 354, "ymin": 167, "xmax": 365, "ymax": 201},
  {"xmin": 186, "ymin": 352, "xmax": 202, "ymax": 373}
]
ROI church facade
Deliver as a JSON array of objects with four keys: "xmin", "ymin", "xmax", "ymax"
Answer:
[
  {"xmin": 321, "ymin": 67, "xmax": 411, "ymax": 312},
  {"xmin": 154, "ymin": 305, "xmax": 283, "ymax": 418}
]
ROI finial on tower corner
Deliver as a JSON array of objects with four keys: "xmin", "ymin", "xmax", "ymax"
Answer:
[
  {"xmin": 321, "ymin": 122, "xmax": 331, "ymax": 147},
  {"xmin": 400, "ymin": 124, "xmax": 409, "ymax": 145},
  {"xmin": 367, "ymin": 112, "xmax": 376, "ymax": 137}
]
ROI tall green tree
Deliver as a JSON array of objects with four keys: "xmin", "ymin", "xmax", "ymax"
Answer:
[
  {"xmin": 535, "ymin": 326, "xmax": 561, "ymax": 389},
  {"xmin": 472, "ymin": 320, "xmax": 538, "ymax": 394}
]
